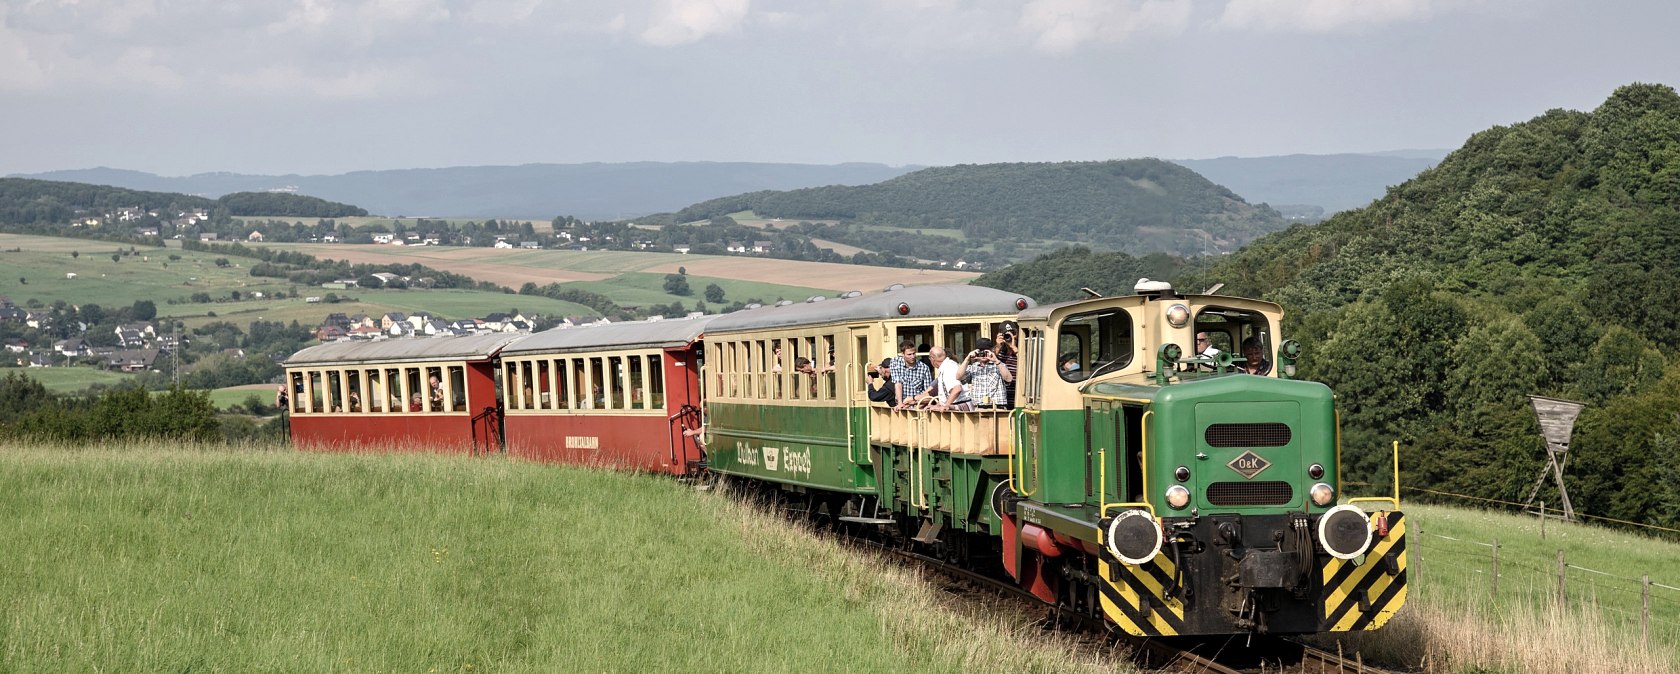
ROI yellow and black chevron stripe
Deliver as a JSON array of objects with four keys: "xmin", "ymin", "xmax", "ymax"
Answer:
[
  {"xmin": 1320, "ymin": 510, "xmax": 1408, "ymax": 631},
  {"xmin": 1097, "ymin": 554, "xmax": 1185, "ymax": 636}
]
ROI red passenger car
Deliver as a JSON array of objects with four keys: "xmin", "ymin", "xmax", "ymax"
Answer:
[
  {"xmin": 497, "ymin": 316, "xmax": 714, "ymax": 475},
  {"xmin": 282, "ymin": 333, "xmax": 523, "ymax": 452}
]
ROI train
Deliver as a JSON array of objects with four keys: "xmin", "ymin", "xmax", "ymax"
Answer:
[{"xmin": 281, "ymin": 281, "xmax": 1407, "ymax": 637}]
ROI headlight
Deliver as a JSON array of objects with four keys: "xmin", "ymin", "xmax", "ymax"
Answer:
[
  {"xmin": 1105, "ymin": 509, "xmax": 1163, "ymax": 565},
  {"xmin": 1174, "ymin": 465, "xmax": 1190, "ymax": 482},
  {"xmin": 1318, "ymin": 504, "xmax": 1374, "ymax": 560},
  {"xmin": 1310, "ymin": 482, "xmax": 1334, "ymax": 506},
  {"xmin": 1308, "ymin": 463, "xmax": 1325, "ymax": 479},
  {"xmin": 1165, "ymin": 484, "xmax": 1191, "ymax": 509},
  {"xmin": 1165, "ymin": 303, "xmax": 1190, "ymax": 328}
]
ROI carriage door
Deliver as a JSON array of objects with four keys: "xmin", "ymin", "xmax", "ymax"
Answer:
[{"xmin": 469, "ymin": 360, "xmax": 503, "ymax": 454}]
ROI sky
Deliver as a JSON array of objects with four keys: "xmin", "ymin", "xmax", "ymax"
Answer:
[{"xmin": 1, "ymin": 0, "xmax": 1676, "ymax": 176}]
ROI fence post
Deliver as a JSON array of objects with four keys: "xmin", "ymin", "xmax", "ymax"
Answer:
[
  {"xmin": 1490, "ymin": 537, "xmax": 1499, "ymax": 600},
  {"xmin": 1556, "ymin": 550, "xmax": 1566, "ymax": 607},
  {"xmin": 1540, "ymin": 500, "xmax": 1546, "ymax": 541},
  {"xmin": 1643, "ymin": 575, "xmax": 1651, "ymax": 650},
  {"xmin": 1414, "ymin": 522, "xmax": 1423, "ymax": 593}
]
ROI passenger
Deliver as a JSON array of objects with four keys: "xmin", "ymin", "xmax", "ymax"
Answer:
[
  {"xmin": 890, "ymin": 341, "xmax": 934, "ymax": 409},
  {"xmin": 1241, "ymin": 337, "xmax": 1272, "ymax": 375},
  {"xmin": 928, "ymin": 347, "xmax": 973, "ymax": 411},
  {"xmin": 996, "ymin": 324, "xmax": 1019, "ymax": 406},
  {"xmin": 429, "ymin": 375, "xmax": 445, "ymax": 404},
  {"xmin": 795, "ymin": 357, "xmax": 818, "ymax": 395},
  {"xmin": 960, "ymin": 338, "xmax": 1012, "ymax": 408},
  {"xmin": 347, "ymin": 390, "xmax": 361, "ymax": 412},
  {"xmin": 867, "ymin": 357, "xmax": 897, "ymax": 407},
  {"xmin": 1196, "ymin": 331, "xmax": 1222, "ymax": 359},
  {"xmin": 681, "ymin": 424, "xmax": 706, "ymax": 451},
  {"xmin": 408, "ymin": 393, "xmax": 423, "ymax": 412},
  {"xmin": 771, "ymin": 343, "xmax": 784, "ymax": 373},
  {"xmin": 275, "ymin": 384, "xmax": 289, "ymax": 411},
  {"xmin": 1059, "ymin": 352, "xmax": 1085, "ymax": 381}
]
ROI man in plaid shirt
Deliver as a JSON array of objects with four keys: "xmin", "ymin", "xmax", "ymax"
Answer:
[
  {"xmin": 960, "ymin": 337, "xmax": 1012, "ymax": 407},
  {"xmin": 889, "ymin": 341, "xmax": 933, "ymax": 407}
]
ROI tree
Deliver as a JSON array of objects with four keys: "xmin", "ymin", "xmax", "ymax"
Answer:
[
  {"xmin": 71, "ymin": 251, "xmax": 78, "ymax": 259},
  {"xmin": 214, "ymin": 258, "xmax": 230, "ymax": 268},
  {"xmin": 131, "ymin": 300, "xmax": 157, "ymax": 321},
  {"xmin": 705, "ymin": 283, "xmax": 725, "ymax": 304},
  {"xmin": 678, "ymin": 266, "xmax": 687, "ymax": 275},
  {"xmin": 111, "ymin": 253, "xmax": 120, "ymax": 263},
  {"xmin": 663, "ymin": 273, "xmax": 691, "ymax": 296},
  {"xmin": 230, "ymin": 290, "xmax": 242, "ymax": 301}
]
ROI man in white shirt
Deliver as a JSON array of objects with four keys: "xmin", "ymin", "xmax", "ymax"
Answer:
[{"xmin": 928, "ymin": 346, "xmax": 973, "ymax": 411}]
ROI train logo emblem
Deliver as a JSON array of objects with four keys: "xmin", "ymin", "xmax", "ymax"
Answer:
[
  {"xmin": 763, "ymin": 446, "xmax": 780, "ymax": 471},
  {"xmin": 1227, "ymin": 450, "xmax": 1270, "ymax": 479}
]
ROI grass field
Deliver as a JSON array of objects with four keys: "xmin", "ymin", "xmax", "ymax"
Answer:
[
  {"xmin": 1312, "ymin": 502, "xmax": 1680, "ymax": 673},
  {"xmin": 0, "ymin": 445, "xmax": 1121, "ymax": 673},
  {"xmin": 247, "ymin": 242, "xmax": 979, "ymax": 296},
  {"xmin": 561, "ymin": 272, "xmax": 827, "ymax": 308},
  {"xmin": 207, "ymin": 383, "xmax": 273, "ymax": 410},
  {"xmin": 0, "ymin": 367, "xmax": 133, "ymax": 393},
  {"xmin": 0, "ymin": 234, "xmax": 599, "ymax": 330}
]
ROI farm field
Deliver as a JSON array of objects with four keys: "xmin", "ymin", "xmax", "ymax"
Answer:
[
  {"xmin": 0, "ymin": 234, "xmax": 597, "ymax": 329},
  {"xmin": 559, "ymin": 271, "xmax": 827, "ymax": 307},
  {"xmin": 1316, "ymin": 502, "xmax": 1680, "ymax": 673},
  {"xmin": 1, "ymin": 367, "xmax": 132, "ymax": 393},
  {"xmin": 247, "ymin": 242, "xmax": 979, "ymax": 294},
  {"xmin": 0, "ymin": 445, "xmax": 1118, "ymax": 674},
  {"xmin": 207, "ymin": 383, "xmax": 273, "ymax": 410}
]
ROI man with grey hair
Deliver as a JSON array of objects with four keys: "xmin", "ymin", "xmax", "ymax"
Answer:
[{"xmin": 928, "ymin": 346, "xmax": 973, "ymax": 412}]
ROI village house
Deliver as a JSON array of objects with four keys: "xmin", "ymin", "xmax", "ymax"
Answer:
[
  {"xmin": 372, "ymin": 233, "xmax": 396, "ymax": 244},
  {"xmin": 752, "ymin": 240, "xmax": 773, "ymax": 253},
  {"xmin": 247, "ymin": 231, "xmax": 265, "ymax": 242},
  {"xmin": 380, "ymin": 312, "xmax": 407, "ymax": 329},
  {"xmin": 493, "ymin": 240, "xmax": 515, "ymax": 249},
  {"xmin": 198, "ymin": 233, "xmax": 218, "ymax": 242},
  {"xmin": 53, "ymin": 338, "xmax": 92, "ymax": 358}
]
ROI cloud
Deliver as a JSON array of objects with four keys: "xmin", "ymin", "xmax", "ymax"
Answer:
[
  {"xmin": 1018, "ymin": 0, "xmax": 1193, "ymax": 53},
  {"xmin": 1215, "ymin": 0, "xmax": 1439, "ymax": 33},
  {"xmin": 639, "ymin": 0, "xmax": 750, "ymax": 46},
  {"xmin": 219, "ymin": 63, "xmax": 436, "ymax": 100}
]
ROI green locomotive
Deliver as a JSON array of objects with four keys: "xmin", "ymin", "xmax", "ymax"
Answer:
[{"xmin": 702, "ymin": 281, "xmax": 1406, "ymax": 636}]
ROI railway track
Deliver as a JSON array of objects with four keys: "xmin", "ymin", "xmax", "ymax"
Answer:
[{"xmin": 877, "ymin": 542, "xmax": 1405, "ymax": 674}]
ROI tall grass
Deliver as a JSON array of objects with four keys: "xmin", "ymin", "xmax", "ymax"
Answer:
[
  {"xmin": 0, "ymin": 442, "xmax": 1126, "ymax": 673},
  {"xmin": 1313, "ymin": 503, "xmax": 1680, "ymax": 673}
]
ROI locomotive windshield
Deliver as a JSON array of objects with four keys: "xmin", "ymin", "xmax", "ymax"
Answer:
[
  {"xmin": 1195, "ymin": 306, "xmax": 1274, "ymax": 373},
  {"xmin": 1057, "ymin": 307, "xmax": 1134, "ymax": 382}
]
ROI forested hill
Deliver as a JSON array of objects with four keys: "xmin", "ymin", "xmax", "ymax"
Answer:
[
  {"xmin": 670, "ymin": 159, "xmax": 1288, "ymax": 261},
  {"xmin": 989, "ymin": 83, "xmax": 1680, "ymax": 531},
  {"xmin": 0, "ymin": 178, "xmax": 366, "ymax": 225},
  {"xmin": 976, "ymin": 84, "xmax": 1680, "ymax": 530}
]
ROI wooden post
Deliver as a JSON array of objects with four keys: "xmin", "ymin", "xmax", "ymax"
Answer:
[
  {"xmin": 1540, "ymin": 501, "xmax": 1546, "ymax": 541},
  {"xmin": 1643, "ymin": 575, "xmax": 1651, "ymax": 649},
  {"xmin": 1414, "ymin": 522, "xmax": 1423, "ymax": 593},
  {"xmin": 1490, "ymin": 537, "xmax": 1499, "ymax": 600},
  {"xmin": 1556, "ymin": 550, "xmax": 1566, "ymax": 607}
]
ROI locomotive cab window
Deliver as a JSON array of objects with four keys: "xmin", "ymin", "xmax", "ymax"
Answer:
[
  {"xmin": 1195, "ymin": 307, "xmax": 1275, "ymax": 374},
  {"xmin": 1057, "ymin": 308, "xmax": 1134, "ymax": 383}
]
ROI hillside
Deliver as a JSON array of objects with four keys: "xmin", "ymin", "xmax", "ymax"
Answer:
[
  {"xmin": 13, "ymin": 163, "xmax": 918, "ymax": 220},
  {"xmin": 0, "ymin": 178, "xmax": 364, "ymax": 229},
  {"xmin": 1195, "ymin": 84, "xmax": 1680, "ymax": 530},
  {"xmin": 0, "ymin": 446, "xmax": 1116, "ymax": 672},
  {"xmin": 1171, "ymin": 150, "xmax": 1446, "ymax": 215},
  {"xmin": 669, "ymin": 159, "xmax": 1287, "ymax": 262}
]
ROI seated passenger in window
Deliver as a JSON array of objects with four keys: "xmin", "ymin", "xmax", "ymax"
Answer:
[
  {"xmin": 348, "ymin": 391, "xmax": 361, "ymax": 412},
  {"xmin": 1241, "ymin": 338, "xmax": 1271, "ymax": 375},
  {"xmin": 1059, "ymin": 352, "xmax": 1085, "ymax": 381},
  {"xmin": 409, "ymin": 393, "xmax": 423, "ymax": 412}
]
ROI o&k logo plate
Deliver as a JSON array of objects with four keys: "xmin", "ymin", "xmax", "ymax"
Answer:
[{"xmin": 1227, "ymin": 450, "xmax": 1270, "ymax": 479}]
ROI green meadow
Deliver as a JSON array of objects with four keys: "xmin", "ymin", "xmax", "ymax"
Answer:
[
  {"xmin": 0, "ymin": 445, "xmax": 1120, "ymax": 674},
  {"xmin": 1315, "ymin": 502, "xmax": 1680, "ymax": 673},
  {"xmin": 0, "ymin": 234, "xmax": 598, "ymax": 330},
  {"xmin": 561, "ymin": 271, "xmax": 827, "ymax": 308},
  {"xmin": 3, "ymin": 367, "xmax": 133, "ymax": 393}
]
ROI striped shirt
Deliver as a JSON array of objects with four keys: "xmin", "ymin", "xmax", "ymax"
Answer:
[{"xmin": 889, "ymin": 357, "xmax": 933, "ymax": 400}]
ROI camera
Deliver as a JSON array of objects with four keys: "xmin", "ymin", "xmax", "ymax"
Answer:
[{"xmin": 868, "ymin": 370, "xmax": 879, "ymax": 378}]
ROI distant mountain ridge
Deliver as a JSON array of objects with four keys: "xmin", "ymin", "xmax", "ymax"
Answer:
[
  {"xmin": 1170, "ymin": 151, "xmax": 1447, "ymax": 214},
  {"xmin": 668, "ymin": 159, "xmax": 1288, "ymax": 261},
  {"xmin": 12, "ymin": 163, "xmax": 921, "ymax": 220}
]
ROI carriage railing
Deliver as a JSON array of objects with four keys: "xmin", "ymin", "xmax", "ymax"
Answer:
[{"xmin": 865, "ymin": 406, "xmax": 1015, "ymax": 456}]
